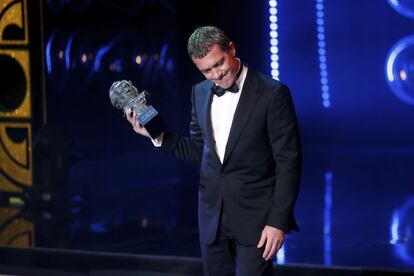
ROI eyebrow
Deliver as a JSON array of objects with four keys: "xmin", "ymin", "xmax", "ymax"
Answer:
[{"xmin": 200, "ymin": 57, "xmax": 225, "ymax": 73}]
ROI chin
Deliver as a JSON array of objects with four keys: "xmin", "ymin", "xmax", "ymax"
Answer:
[{"xmin": 222, "ymin": 80, "xmax": 233, "ymax": 88}]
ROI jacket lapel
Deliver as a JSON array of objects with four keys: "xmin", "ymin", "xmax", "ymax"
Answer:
[
  {"xmin": 222, "ymin": 69, "xmax": 261, "ymax": 166},
  {"xmin": 201, "ymin": 85, "xmax": 215, "ymax": 147},
  {"xmin": 198, "ymin": 82, "xmax": 221, "ymax": 165}
]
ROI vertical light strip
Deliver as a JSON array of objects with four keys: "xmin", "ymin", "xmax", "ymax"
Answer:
[
  {"xmin": 390, "ymin": 210, "xmax": 399, "ymax": 245},
  {"xmin": 324, "ymin": 171, "xmax": 332, "ymax": 265},
  {"xmin": 270, "ymin": 1, "xmax": 282, "ymax": 263},
  {"xmin": 269, "ymin": 0, "xmax": 279, "ymax": 80},
  {"xmin": 316, "ymin": 0, "xmax": 330, "ymax": 108}
]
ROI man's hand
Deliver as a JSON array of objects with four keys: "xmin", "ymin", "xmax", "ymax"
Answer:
[
  {"xmin": 257, "ymin": 225, "xmax": 285, "ymax": 260},
  {"xmin": 124, "ymin": 107, "xmax": 151, "ymax": 138}
]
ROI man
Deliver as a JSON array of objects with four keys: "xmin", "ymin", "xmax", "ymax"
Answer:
[{"xmin": 125, "ymin": 26, "xmax": 301, "ymax": 276}]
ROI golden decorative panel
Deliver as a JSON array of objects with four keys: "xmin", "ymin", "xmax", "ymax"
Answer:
[
  {"xmin": 0, "ymin": 0, "xmax": 28, "ymax": 45},
  {"xmin": 0, "ymin": 0, "xmax": 34, "ymax": 249},
  {"xmin": 0, "ymin": 122, "xmax": 32, "ymax": 192},
  {"xmin": 0, "ymin": 208, "xmax": 34, "ymax": 247},
  {"xmin": 0, "ymin": 49, "xmax": 31, "ymax": 118}
]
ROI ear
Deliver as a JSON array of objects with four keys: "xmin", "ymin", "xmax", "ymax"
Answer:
[{"xmin": 229, "ymin": 41, "xmax": 236, "ymax": 56}]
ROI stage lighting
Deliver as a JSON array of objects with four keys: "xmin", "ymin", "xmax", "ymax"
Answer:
[
  {"xmin": 316, "ymin": 0, "xmax": 330, "ymax": 108},
  {"xmin": 268, "ymin": 0, "xmax": 279, "ymax": 80},
  {"xmin": 387, "ymin": 0, "xmax": 414, "ymax": 19},
  {"xmin": 385, "ymin": 35, "xmax": 414, "ymax": 106},
  {"xmin": 390, "ymin": 196, "xmax": 414, "ymax": 266}
]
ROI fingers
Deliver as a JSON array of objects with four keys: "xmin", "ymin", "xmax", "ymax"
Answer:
[
  {"xmin": 132, "ymin": 118, "xmax": 143, "ymax": 132},
  {"xmin": 266, "ymin": 240, "xmax": 277, "ymax": 261},
  {"xmin": 260, "ymin": 229, "xmax": 285, "ymax": 261},
  {"xmin": 124, "ymin": 108, "xmax": 133, "ymax": 122},
  {"xmin": 124, "ymin": 109, "xmax": 139, "ymax": 128},
  {"xmin": 275, "ymin": 236, "xmax": 284, "ymax": 252},
  {"xmin": 262, "ymin": 236, "xmax": 281, "ymax": 260},
  {"xmin": 123, "ymin": 108, "xmax": 152, "ymax": 138},
  {"xmin": 131, "ymin": 116, "xmax": 150, "ymax": 137},
  {"xmin": 124, "ymin": 107, "xmax": 132, "ymax": 117},
  {"xmin": 124, "ymin": 109, "xmax": 141, "ymax": 132},
  {"xmin": 257, "ymin": 231, "xmax": 266, "ymax": 249},
  {"xmin": 262, "ymin": 235, "xmax": 274, "ymax": 260}
]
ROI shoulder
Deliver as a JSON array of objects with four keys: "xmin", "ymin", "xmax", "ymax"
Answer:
[
  {"xmin": 191, "ymin": 79, "xmax": 212, "ymax": 100},
  {"xmin": 193, "ymin": 79, "xmax": 211, "ymax": 91},
  {"xmin": 190, "ymin": 79, "xmax": 212, "ymax": 107},
  {"xmin": 247, "ymin": 68, "xmax": 291, "ymax": 97}
]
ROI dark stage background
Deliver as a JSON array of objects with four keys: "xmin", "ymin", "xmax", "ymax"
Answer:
[{"xmin": 1, "ymin": 0, "xmax": 414, "ymax": 273}]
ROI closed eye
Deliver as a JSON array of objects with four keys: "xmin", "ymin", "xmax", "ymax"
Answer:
[{"xmin": 201, "ymin": 58, "xmax": 225, "ymax": 74}]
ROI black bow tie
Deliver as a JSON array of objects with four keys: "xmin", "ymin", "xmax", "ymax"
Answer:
[{"xmin": 211, "ymin": 82, "xmax": 238, "ymax": 97}]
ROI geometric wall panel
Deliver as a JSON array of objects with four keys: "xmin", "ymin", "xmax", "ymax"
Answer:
[
  {"xmin": 0, "ymin": 209, "xmax": 34, "ymax": 247},
  {"xmin": 0, "ymin": 0, "xmax": 34, "ymax": 249},
  {"xmin": 0, "ymin": 49, "xmax": 31, "ymax": 118},
  {"xmin": 0, "ymin": 122, "xmax": 32, "ymax": 192},
  {"xmin": 0, "ymin": 0, "xmax": 28, "ymax": 45}
]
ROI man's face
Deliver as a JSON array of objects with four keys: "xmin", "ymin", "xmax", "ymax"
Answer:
[{"xmin": 192, "ymin": 42, "xmax": 238, "ymax": 89}]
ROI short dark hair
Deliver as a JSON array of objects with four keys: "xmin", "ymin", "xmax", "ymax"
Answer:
[{"xmin": 187, "ymin": 26, "xmax": 231, "ymax": 59}]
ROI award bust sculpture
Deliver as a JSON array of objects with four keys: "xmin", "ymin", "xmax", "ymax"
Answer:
[{"xmin": 109, "ymin": 80, "xmax": 166, "ymax": 139}]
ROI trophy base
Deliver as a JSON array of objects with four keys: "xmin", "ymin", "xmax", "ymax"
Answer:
[
  {"xmin": 137, "ymin": 106, "xmax": 167, "ymax": 139},
  {"xmin": 143, "ymin": 114, "xmax": 167, "ymax": 139}
]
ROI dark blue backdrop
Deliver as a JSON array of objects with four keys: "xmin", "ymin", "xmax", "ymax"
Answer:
[
  {"xmin": 30, "ymin": 0, "xmax": 414, "ymax": 271},
  {"xmin": 278, "ymin": 0, "xmax": 414, "ymax": 147}
]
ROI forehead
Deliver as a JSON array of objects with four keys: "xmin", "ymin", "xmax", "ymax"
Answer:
[{"xmin": 192, "ymin": 44, "xmax": 227, "ymax": 71}]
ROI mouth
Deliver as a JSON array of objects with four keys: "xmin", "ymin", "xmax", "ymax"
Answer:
[
  {"xmin": 219, "ymin": 71, "xmax": 228, "ymax": 81},
  {"xmin": 216, "ymin": 72, "xmax": 232, "ymax": 87}
]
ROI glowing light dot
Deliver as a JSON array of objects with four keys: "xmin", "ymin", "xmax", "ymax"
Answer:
[{"xmin": 400, "ymin": 70, "xmax": 407, "ymax": 81}]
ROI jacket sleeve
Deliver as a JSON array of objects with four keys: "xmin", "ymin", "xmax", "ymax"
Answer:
[
  {"xmin": 157, "ymin": 85, "xmax": 204, "ymax": 165},
  {"xmin": 266, "ymin": 84, "xmax": 302, "ymax": 232}
]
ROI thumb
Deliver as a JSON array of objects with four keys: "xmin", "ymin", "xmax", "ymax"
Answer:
[{"xmin": 257, "ymin": 230, "xmax": 266, "ymax": 248}]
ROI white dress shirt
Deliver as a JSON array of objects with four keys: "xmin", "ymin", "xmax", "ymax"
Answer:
[{"xmin": 211, "ymin": 64, "xmax": 248, "ymax": 163}]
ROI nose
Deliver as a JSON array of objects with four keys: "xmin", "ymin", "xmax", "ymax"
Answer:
[{"xmin": 211, "ymin": 68, "xmax": 223, "ymax": 80}]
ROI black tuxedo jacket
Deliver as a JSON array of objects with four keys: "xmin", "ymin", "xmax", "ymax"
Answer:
[{"xmin": 159, "ymin": 68, "xmax": 301, "ymax": 245}]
